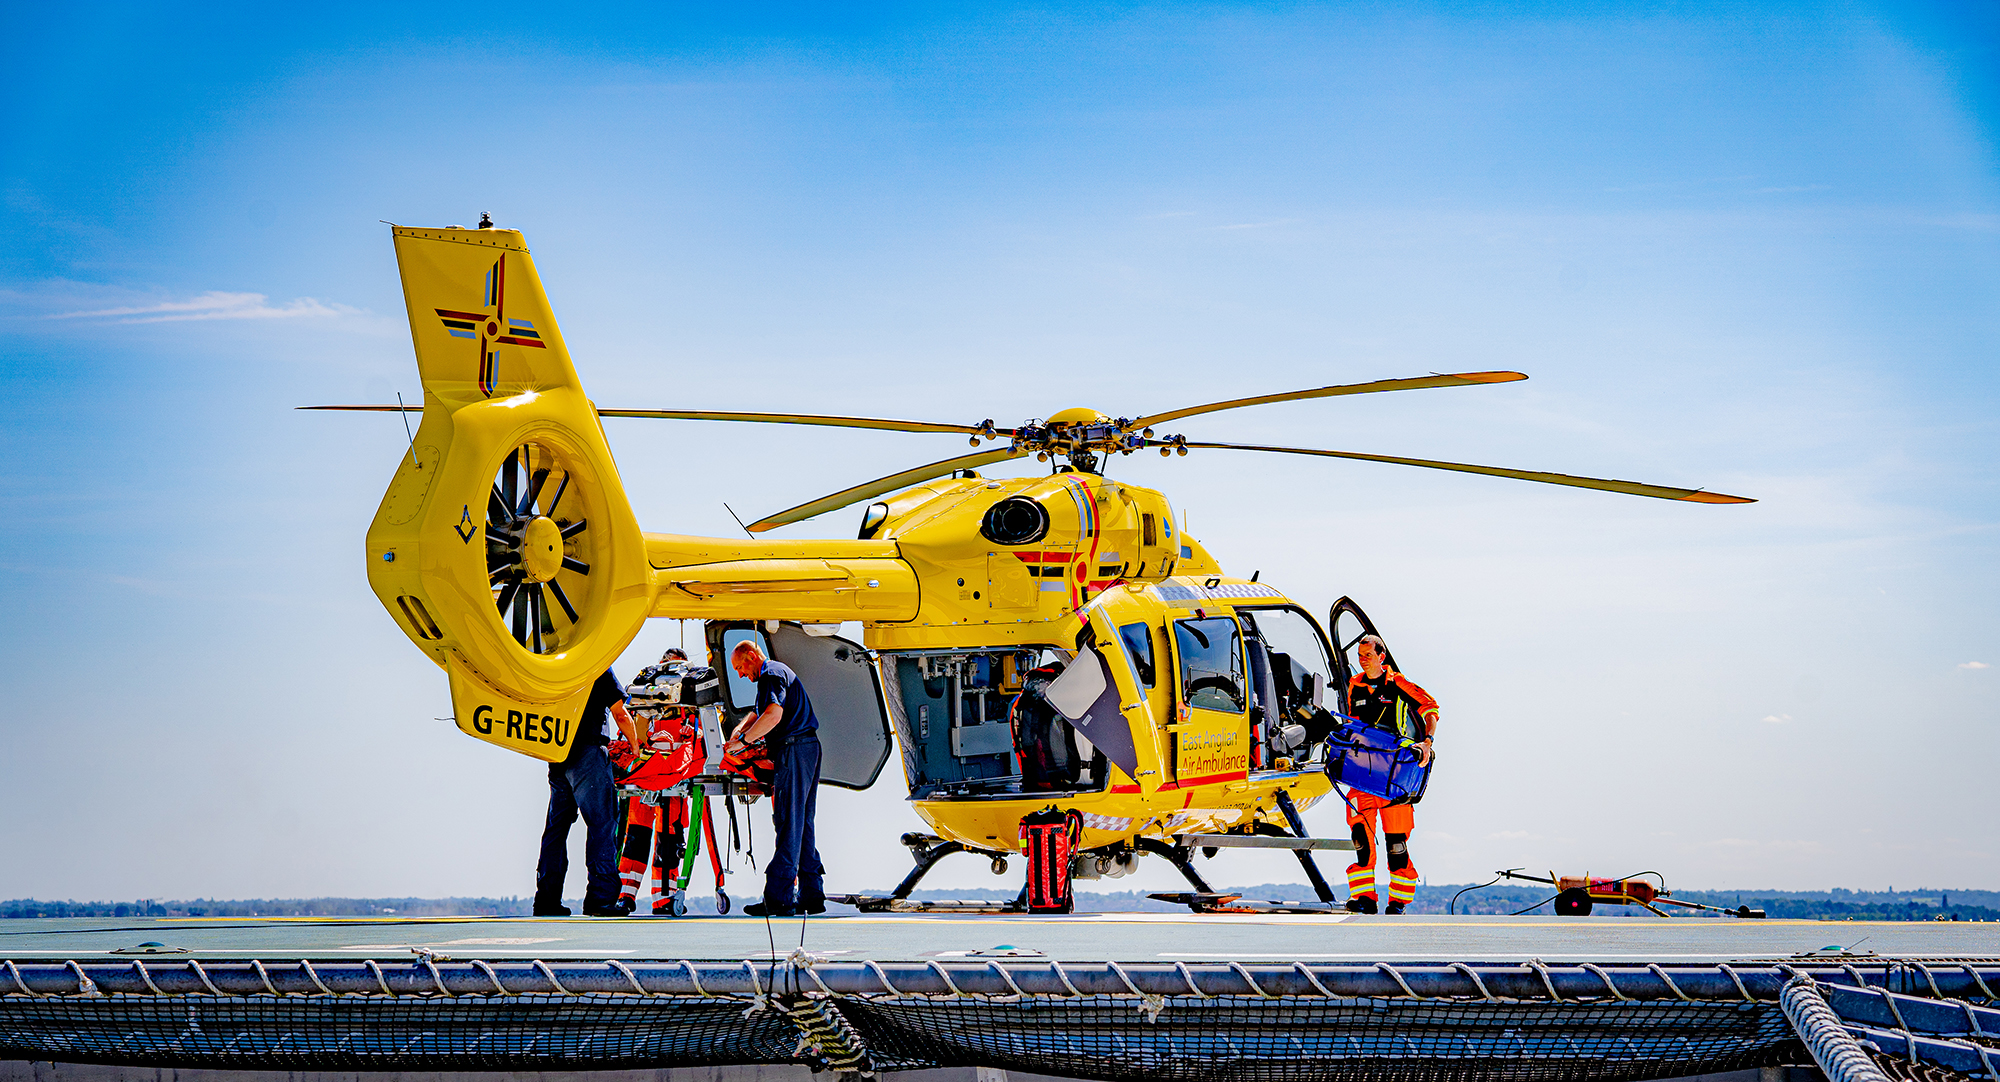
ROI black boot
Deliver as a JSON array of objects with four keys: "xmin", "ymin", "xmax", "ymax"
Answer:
[
  {"xmin": 1345, "ymin": 895, "xmax": 1378, "ymax": 914},
  {"xmin": 584, "ymin": 897, "xmax": 635, "ymax": 917},
  {"xmin": 1384, "ymin": 899, "xmax": 1406, "ymax": 915},
  {"xmin": 743, "ymin": 901, "xmax": 797, "ymax": 917}
]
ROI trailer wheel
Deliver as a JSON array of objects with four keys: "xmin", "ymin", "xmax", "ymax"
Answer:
[{"xmin": 1553, "ymin": 888, "xmax": 1593, "ymax": 916}]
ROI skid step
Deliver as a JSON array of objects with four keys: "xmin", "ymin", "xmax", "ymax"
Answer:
[
  {"xmin": 1178, "ymin": 833, "xmax": 1355, "ymax": 851},
  {"xmin": 831, "ymin": 894, "xmax": 1023, "ymax": 914},
  {"xmin": 1150, "ymin": 891, "xmax": 1346, "ymax": 914}
]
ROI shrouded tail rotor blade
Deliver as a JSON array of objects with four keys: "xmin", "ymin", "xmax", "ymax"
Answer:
[
  {"xmin": 1132, "ymin": 371, "xmax": 1527, "ymax": 431},
  {"xmin": 747, "ymin": 447, "xmax": 1028, "ymax": 532},
  {"xmin": 547, "ymin": 578, "xmax": 580, "ymax": 623},
  {"xmin": 495, "ymin": 580, "xmax": 522, "ymax": 615},
  {"xmin": 488, "ymin": 485, "xmax": 511, "ymax": 525},
  {"xmin": 542, "ymin": 473, "xmax": 571, "ymax": 517},
  {"xmin": 1168, "ymin": 440, "xmax": 1754, "ymax": 503},
  {"xmin": 529, "ymin": 584, "xmax": 546, "ymax": 653},
  {"xmin": 501, "ymin": 449, "xmax": 519, "ymax": 511},
  {"xmin": 596, "ymin": 408, "xmax": 1014, "ymax": 437},
  {"xmin": 508, "ymin": 585, "xmax": 529, "ymax": 645},
  {"xmin": 561, "ymin": 556, "xmax": 591, "ymax": 575},
  {"xmin": 520, "ymin": 468, "xmax": 549, "ymax": 517},
  {"xmin": 560, "ymin": 518, "xmax": 588, "ymax": 539}
]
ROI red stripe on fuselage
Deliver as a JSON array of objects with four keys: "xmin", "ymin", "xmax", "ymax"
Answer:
[{"xmin": 1173, "ymin": 770, "xmax": 1250, "ymax": 787}]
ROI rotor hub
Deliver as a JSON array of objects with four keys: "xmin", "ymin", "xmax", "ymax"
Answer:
[
  {"xmin": 519, "ymin": 516, "xmax": 564, "ymax": 582},
  {"xmin": 994, "ymin": 409, "xmax": 1185, "ymax": 473}
]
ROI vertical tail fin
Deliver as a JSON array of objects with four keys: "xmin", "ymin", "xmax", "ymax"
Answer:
[
  {"xmin": 391, "ymin": 226, "xmax": 582, "ymax": 403},
  {"xmin": 367, "ymin": 225, "xmax": 653, "ymax": 762}
]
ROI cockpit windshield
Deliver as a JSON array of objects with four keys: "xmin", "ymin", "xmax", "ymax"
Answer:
[{"xmin": 1175, "ymin": 616, "xmax": 1244, "ymax": 713}]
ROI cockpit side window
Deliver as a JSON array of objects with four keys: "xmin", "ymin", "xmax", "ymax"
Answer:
[
  {"xmin": 1237, "ymin": 607, "xmax": 1334, "ymax": 703},
  {"xmin": 1174, "ymin": 616, "xmax": 1244, "ymax": 713},
  {"xmin": 1119, "ymin": 622, "xmax": 1156, "ymax": 687}
]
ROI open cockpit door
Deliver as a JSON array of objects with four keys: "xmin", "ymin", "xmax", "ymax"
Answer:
[
  {"xmin": 1326, "ymin": 597, "xmax": 1397, "ymax": 717},
  {"xmin": 708, "ymin": 620, "xmax": 894, "ymax": 789}
]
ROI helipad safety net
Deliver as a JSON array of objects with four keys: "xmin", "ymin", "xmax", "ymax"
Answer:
[{"xmin": 1, "ymin": 959, "xmax": 1993, "ymax": 1080}]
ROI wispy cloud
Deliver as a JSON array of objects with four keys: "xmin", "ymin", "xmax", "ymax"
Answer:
[
  {"xmin": 1961, "ymin": 661, "xmax": 1989, "ymax": 670},
  {"xmin": 45, "ymin": 291, "xmax": 360, "ymax": 324},
  {"xmin": 1761, "ymin": 713, "xmax": 1793, "ymax": 724},
  {"xmin": 1210, "ymin": 218, "xmax": 1302, "ymax": 231}
]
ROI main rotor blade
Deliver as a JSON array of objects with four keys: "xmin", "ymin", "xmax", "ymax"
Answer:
[
  {"xmin": 747, "ymin": 447, "xmax": 1027, "ymax": 533},
  {"xmin": 1131, "ymin": 371, "xmax": 1527, "ymax": 431},
  {"xmin": 300, "ymin": 404, "xmax": 1016, "ymax": 438},
  {"xmin": 1169, "ymin": 440, "xmax": 1754, "ymax": 503},
  {"xmin": 596, "ymin": 408, "xmax": 1014, "ymax": 436}
]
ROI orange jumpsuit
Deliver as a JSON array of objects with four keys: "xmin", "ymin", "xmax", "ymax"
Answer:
[
  {"xmin": 618, "ymin": 796, "xmax": 687, "ymax": 913},
  {"xmin": 1343, "ymin": 669, "xmax": 1438, "ymax": 906}
]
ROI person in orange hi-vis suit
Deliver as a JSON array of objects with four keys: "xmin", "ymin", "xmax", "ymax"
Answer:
[
  {"xmin": 1342, "ymin": 635, "xmax": 1437, "ymax": 915},
  {"xmin": 617, "ymin": 649, "xmax": 695, "ymax": 914}
]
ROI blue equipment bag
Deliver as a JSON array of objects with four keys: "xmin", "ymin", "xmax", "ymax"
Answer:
[{"xmin": 1323, "ymin": 717, "xmax": 1431, "ymax": 805}]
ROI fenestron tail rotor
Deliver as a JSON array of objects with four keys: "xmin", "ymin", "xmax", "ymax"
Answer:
[{"xmin": 485, "ymin": 439, "xmax": 597, "ymax": 653}]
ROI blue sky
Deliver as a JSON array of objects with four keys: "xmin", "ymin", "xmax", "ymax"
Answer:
[{"xmin": 3, "ymin": 2, "xmax": 1995, "ymax": 902}]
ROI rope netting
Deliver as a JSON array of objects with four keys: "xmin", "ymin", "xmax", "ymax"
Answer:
[
  {"xmin": 0, "ymin": 994, "xmax": 803, "ymax": 1070},
  {"xmin": 839, "ymin": 995, "xmax": 1801, "ymax": 1082},
  {"xmin": 0, "ymin": 958, "xmax": 1991, "ymax": 1079}
]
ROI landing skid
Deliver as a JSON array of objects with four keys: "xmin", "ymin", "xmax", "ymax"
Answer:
[
  {"xmin": 1148, "ymin": 892, "xmax": 1344, "ymax": 915},
  {"xmin": 836, "ymin": 817, "xmax": 1349, "ymax": 916},
  {"xmin": 828, "ymin": 895, "xmax": 1025, "ymax": 914}
]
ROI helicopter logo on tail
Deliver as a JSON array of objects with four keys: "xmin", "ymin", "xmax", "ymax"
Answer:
[{"xmin": 430, "ymin": 254, "xmax": 546, "ymax": 397}]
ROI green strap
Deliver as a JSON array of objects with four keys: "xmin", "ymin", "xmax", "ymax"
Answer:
[{"xmin": 676, "ymin": 783, "xmax": 705, "ymax": 891}]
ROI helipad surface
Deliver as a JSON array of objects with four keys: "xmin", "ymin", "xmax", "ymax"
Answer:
[{"xmin": 4, "ymin": 913, "xmax": 1993, "ymax": 963}]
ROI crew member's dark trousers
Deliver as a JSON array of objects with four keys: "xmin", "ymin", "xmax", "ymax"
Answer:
[
  {"xmin": 537, "ymin": 746, "xmax": 620, "ymax": 909},
  {"xmin": 764, "ymin": 736, "xmax": 824, "ymax": 910}
]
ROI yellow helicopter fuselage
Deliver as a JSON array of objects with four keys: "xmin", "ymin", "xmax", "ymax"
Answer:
[{"xmin": 643, "ymin": 471, "xmax": 1335, "ymax": 853}]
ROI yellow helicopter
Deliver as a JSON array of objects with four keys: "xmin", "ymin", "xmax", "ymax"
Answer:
[{"xmin": 318, "ymin": 222, "xmax": 1751, "ymax": 913}]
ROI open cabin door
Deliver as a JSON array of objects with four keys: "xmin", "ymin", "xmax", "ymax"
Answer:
[
  {"xmin": 707, "ymin": 620, "xmax": 894, "ymax": 790},
  {"xmin": 1326, "ymin": 597, "xmax": 1397, "ymax": 718}
]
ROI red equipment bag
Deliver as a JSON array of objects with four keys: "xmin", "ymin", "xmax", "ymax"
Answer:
[
  {"xmin": 1019, "ymin": 807, "xmax": 1081, "ymax": 914},
  {"xmin": 610, "ymin": 707, "xmax": 705, "ymax": 790}
]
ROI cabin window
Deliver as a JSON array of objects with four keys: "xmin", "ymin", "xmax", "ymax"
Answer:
[
  {"xmin": 1119, "ymin": 622, "xmax": 1156, "ymax": 687},
  {"xmin": 1174, "ymin": 616, "xmax": 1244, "ymax": 713},
  {"xmin": 719, "ymin": 628, "xmax": 770, "ymax": 711}
]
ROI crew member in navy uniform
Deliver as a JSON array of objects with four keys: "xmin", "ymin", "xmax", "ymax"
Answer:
[
  {"xmin": 725, "ymin": 640, "xmax": 824, "ymax": 917},
  {"xmin": 535, "ymin": 668, "xmax": 639, "ymax": 917}
]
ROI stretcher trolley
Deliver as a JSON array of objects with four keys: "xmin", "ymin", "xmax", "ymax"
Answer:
[{"xmin": 611, "ymin": 667, "xmax": 773, "ymax": 916}]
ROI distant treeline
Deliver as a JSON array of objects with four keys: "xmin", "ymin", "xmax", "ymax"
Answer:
[
  {"xmin": 4, "ymin": 886, "xmax": 1993, "ymax": 920},
  {"xmin": 0, "ymin": 897, "xmax": 533, "ymax": 919}
]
